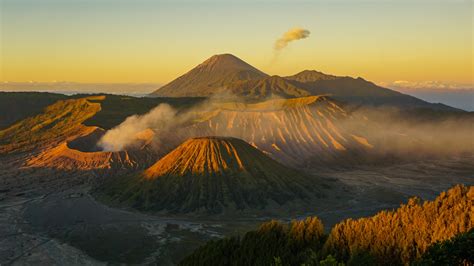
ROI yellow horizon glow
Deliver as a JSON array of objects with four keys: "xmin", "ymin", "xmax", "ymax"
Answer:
[{"xmin": 1, "ymin": 0, "xmax": 472, "ymax": 85}]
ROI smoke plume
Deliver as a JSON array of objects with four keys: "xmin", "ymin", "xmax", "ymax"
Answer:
[
  {"xmin": 98, "ymin": 104, "xmax": 177, "ymax": 151},
  {"xmin": 274, "ymin": 27, "xmax": 310, "ymax": 51}
]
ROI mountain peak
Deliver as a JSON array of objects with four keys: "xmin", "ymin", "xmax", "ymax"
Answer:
[
  {"xmin": 196, "ymin": 54, "xmax": 265, "ymax": 73},
  {"xmin": 150, "ymin": 54, "xmax": 267, "ymax": 97},
  {"xmin": 144, "ymin": 136, "xmax": 251, "ymax": 178},
  {"xmin": 203, "ymin": 53, "xmax": 243, "ymax": 64}
]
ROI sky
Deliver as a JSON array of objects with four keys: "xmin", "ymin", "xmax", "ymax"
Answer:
[{"xmin": 0, "ymin": 0, "xmax": 473, "ymax": 87}]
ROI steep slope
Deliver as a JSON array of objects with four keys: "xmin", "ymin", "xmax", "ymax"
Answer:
[
  {"xmin": 151, "ymin": 54, "xmax": 268, "ymax": 97},
  {"xmin": 224, "ymin": 75, "xmax": 311, "ymax": 100},
  {"xmin": 172, "ymin": 96, "xmax": 374, "ymax": 166},
  {"xmin": 100, "ymin": 137, "xmax": 329, "ymax": 214},
  {"xmin": 286, "ymin": 70, "xmax": 460, "ymax": 110}
]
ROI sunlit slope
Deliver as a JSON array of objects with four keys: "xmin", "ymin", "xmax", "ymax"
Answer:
[
  {"xmin": 180, "ymin": 185, "xmax": 473, "ymax": 265},
  {"xmin": 25, "ymin": 127, "xmax": 157, "ymax": 171},
  {"xmin": 178, "ymin": 96, "xmax": 373, "ymax": 166},
  {"xmin": 100, "ymin": 137, "xmax": 329, "ymax": 214},
  {"xmin": 0, "ymin": 96, "xmax": 104, "ymax": 154},
  {"xmin": 151, "ymin": 54, "xmax": 268, "ymax": 97},
  {"xmin": 0, "ymin": 95, "xmax": 158, "ymax": 172}
]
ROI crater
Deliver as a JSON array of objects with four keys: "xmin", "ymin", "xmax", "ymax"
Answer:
[{"xmin": 67, "ymin": 128, "xmax": 106, "ymax": 152}]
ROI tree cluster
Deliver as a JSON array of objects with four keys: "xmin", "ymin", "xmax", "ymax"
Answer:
[{"xmin": 180, "ymin": 185, "xmax": 473, "ymax": 266}]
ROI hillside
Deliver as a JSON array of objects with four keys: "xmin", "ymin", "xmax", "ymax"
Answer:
[
  {"xmin": 0, "ymin": 92, "xmax": 68, "ymax": 130},
  {"xmin": 25, "ymin": 127, "xmax": 158, "ymax": 172},
  {"xmin": 0, "ymin": 96, "xmax": 104, "ymax": 154},
  {"xmin": 171, "ymin": 96, "xmax": 375, "ymax": 166},
  {"xmin": 98, "ymin": 137, "xmax": 330, "ymax": 214},
  {"xmin": 286, "ymin": 70, "xmax": 460, "ymax": 110},
  {"xmin": 0, "ymin": 95, "xmax": 163, "ymax": 174},
  {"xmin": 224, "ymin": 75, "xmax": 310, "ymax": 100},
  {"xmin": 180, "ymin": 184, "xmax": 473, "ymax": 265},
  {"xmin": 150, "ymin": 54, "xmax": 268, "ymax": 97}
]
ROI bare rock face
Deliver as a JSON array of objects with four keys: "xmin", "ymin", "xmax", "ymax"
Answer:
[
  {"xmin": 100, "ymin": 136, "xmax": 330, "ymax": 214},
  {"xmin": 172, "ymin": 96, "xmax": 374, "ymax": 166}
]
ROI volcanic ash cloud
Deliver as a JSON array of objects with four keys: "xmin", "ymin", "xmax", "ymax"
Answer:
[{"xmin": 274, "ymin": 27, "xmax": 311, "ymax": 51}]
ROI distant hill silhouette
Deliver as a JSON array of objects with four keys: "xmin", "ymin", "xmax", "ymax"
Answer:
[{"xmin": 286, "ymin": 70, "xmax": 458, "ymax": 110}]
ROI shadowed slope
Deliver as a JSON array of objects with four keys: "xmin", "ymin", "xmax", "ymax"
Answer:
[
  {"xmin": 100, "ymin": 137, "xmax": 328, "ymax": 214},
  {"xmin": 286, "ymin": 70, "xmax": 460, "ymax": 110},
  {"xmin": 0, "ymin": 92, "xmax": 69, "ymax": 130}
]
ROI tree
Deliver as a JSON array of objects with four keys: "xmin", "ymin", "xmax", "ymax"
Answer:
[
  {"xmin": 414, "ymin": 228, "xmax": 474, "ymax": 266},
  {"xmin": 319, "ymin": 255, "xmax": 344, "ymax": 266}
]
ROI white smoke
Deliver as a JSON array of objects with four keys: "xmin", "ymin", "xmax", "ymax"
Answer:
[{"xmin": 98, "ymin": 104, "xmax": 177, "ymax": 151}]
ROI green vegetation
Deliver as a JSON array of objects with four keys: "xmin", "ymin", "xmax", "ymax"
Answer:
[
  {"xmin": 180, "ymin": 217, "xmax": 326, "ymax": 266},
  {"xmin": 180, "ymin": 185, "xmax": 473, "ymax": 265},
  {"xmin": 0, "ymin": 96, "xmax": 102, "ymax": 153},
  {"xmin": 414, "ymin": 228, "xmax": 474, "ymax": 266}
]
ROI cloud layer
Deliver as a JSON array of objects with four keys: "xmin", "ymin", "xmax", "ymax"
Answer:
[{"xmin": 380, "ymin": 80, "xmax": 473, "ymax": 90}]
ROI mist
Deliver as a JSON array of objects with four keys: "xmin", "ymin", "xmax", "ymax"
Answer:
[
  {"xmin": 97, "ymin": 94, "xmax": 473, "ymax": 166},
  {"xmin": 344, "ymin": 106, "xmax": 474, "ymax": 159}
]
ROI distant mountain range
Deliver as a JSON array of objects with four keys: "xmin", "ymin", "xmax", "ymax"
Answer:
[
  {"xmin": 150, "ymin": 54, "xmax": 461, "ymax": 111},
  {"xmin": 0, "ymin": 82, "xmax": 161, "ymax": 96}
]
